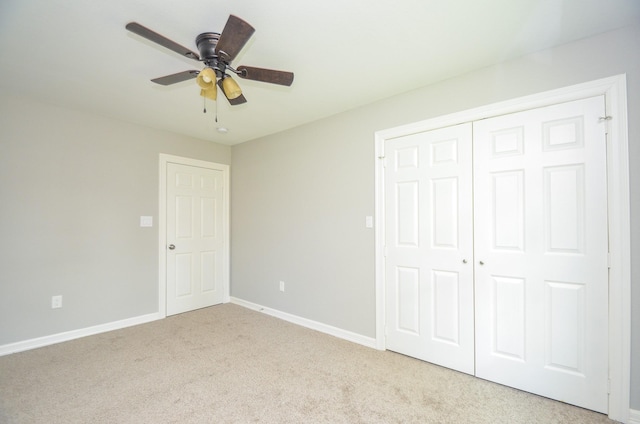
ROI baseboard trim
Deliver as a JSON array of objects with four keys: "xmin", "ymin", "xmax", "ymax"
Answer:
[
  {"xmin": 230, "ymin": 297, "xmax": 377, "ymax": 350},
  {"xmin": 629, "ymin": 409, "xmax": 640, "ymax": 424},
  {"xmin": 0, "ymin": 312, "xmax": 162, "ymax": 356}
]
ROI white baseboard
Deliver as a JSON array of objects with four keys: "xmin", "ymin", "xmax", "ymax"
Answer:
[
  {"xmin": 0, "ymin": 300, "xmax": 377, "ymax": 357},
  {"xmin": 0, "ymin": 312, "xmax": 162, "ymax": 356},
  {"xmin": 230, "ymin": 297, "xmax": 377, "ymax": 349},
  {"xmin": 629, "ymin": 409, "xmax": 640, "ymax": 424}
]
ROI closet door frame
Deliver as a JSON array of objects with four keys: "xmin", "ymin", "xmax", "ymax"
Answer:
[{"xmin": 374, "ymin": 74, "xmax": 630, "ymax": 423}]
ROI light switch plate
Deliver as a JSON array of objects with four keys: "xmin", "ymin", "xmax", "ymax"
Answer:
[
  {"xmin": 365, "ymin": 216, "xmax": 374, "ymax": 228},
  {"xmin": 140, "ymin": 216, "xmax": 153, "ymax": 227},
  {"xmin": 51, "ymin": 295, "xmax": 62, "ymax": 309}
]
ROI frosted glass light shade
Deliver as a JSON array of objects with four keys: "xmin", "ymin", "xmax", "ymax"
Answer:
[
  {"xmin": 200, "ymin": 88, "xmax": 217, "ymax": 101},
  {"xmin": 221, "ymin": 76, "xmax": 242, "ymax": 99},
  {"xmin": 197, "ymin": 68, "xmax": 216, "ymax": 89}
]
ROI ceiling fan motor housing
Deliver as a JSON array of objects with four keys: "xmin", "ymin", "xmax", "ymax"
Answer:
[
  {"xmin": 196, "ymin": 32, "xmax": 220, "ymax": 60},
  {"xmin": 196, "ymin": 32, "xmax": 228, "ymax": 76}
]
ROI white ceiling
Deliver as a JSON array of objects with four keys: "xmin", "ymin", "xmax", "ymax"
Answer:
[{"xmin": 1, "ymin": 0, "xmax": 639, "ymax": 145}]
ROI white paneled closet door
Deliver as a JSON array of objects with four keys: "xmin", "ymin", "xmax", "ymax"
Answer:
[
  {"xmin": 473, "ymin": 96, "xmax": 609, "ymax": 413},
  {"xmin": 383, "ymin": 95, "xmax": 609, "ymax": 413},
  {"xmin": 384, "ymin": 123, "xmax": 475, "ymax": 375}
]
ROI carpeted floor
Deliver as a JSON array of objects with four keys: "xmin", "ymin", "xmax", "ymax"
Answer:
[{"xmin": 0, "ymin": 303, "xmax": 614, "ymax": 423}]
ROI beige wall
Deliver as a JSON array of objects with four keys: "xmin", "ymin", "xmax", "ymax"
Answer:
[
  {"xmin": 0, "ymin": 93, "xmax": 230, "ymax": 344},
  {"xmin": 231, "ymin": 24, "xmax": 640, "ymax": 409}
]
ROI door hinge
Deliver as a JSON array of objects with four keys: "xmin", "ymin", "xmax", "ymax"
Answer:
[
  {"xmin": 607, "ymin": 378, "xmax": 611, "ymax": 394},
  {"xmin": 607, "ymin": 252, "xmax": 612, "ymax": 269},
  {"xmin": 599, "ymin": 115, "xmax": 613, "ymax": 135},
  {"xmin": 378, "ymin": 155, "xmax": 386, "ymax": 167}
]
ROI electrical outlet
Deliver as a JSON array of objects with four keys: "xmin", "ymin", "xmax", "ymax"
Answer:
[
  {"xmin": 51, "ymin": 295, "xmax": 63, "ymax": 309},
  {"xmin": 279, "ymin": 281, "xmax": 285, "ymax": 292}
]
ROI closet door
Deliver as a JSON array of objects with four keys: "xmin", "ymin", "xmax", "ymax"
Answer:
[
  {"xmin": 473, "ymin": 96, "xmax": 609, "ymax": 413},
  {"xmin": 384, "ymin": 123, "xmax": 474, "ymax": 375}
]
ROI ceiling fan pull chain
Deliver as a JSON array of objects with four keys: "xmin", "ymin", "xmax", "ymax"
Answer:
[{"xmin": 203, "ymin": 96, "xmax": 207, "ymax": 114}]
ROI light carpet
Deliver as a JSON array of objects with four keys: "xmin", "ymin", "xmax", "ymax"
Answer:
[{"xmin": 0, "ymin": 303, "xmax": 614, "ymax": 423}]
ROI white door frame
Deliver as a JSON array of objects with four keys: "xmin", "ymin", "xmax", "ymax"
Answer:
[
  {"xmin": 158, "ymin": 154, "xmax": 230, "ymax": 318},
  {"xmin": 374, "ymin": 75, "xmax": 631, "ymax": 422}
]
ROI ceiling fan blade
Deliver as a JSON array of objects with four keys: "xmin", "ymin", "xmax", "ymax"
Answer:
[
  {"xmin": 236, "ymin": 66, "xmax": 294, "ymax": 86},
  {"xmin": 227, "ymin": 94, "xmax": 247, "ymax": 105},
  {"xmin": 126, "ymin": 22, "xmax": 200, "ymax": 61},
  {"xmin": 217, "ymin": 79, "xmax": 248, "ymax": 105},
  {"xmin": 215, "ymin": 15, "xmax": 255, "ymax": 62},
  {"xmin": 151, "ymin": 70, "xmax": 199, "ymax": 85}
]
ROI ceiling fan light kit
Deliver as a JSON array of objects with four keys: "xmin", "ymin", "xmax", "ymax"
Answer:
[
  {"xmin": 220, "ymin": 76, "xmax": 242, "ymax": 99},
  {"xmin": 126, "ymin": 15, "xmax": 294, "ymax": 106},
  {"xmin": 196, "ymin": 67, "xmax": 216, "ymax": 88},
  {"xmin": 196, "ymin": 67, "xmax": 218, "ymax": 101},
  {"xmin": 200, "ymin": 88, "xmax": 217, "ymax": 101}
]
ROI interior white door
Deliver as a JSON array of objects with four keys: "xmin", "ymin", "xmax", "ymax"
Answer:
[
  {"xmin": 384, "ymin": 123, "xmax": 475, "ymax": 375},
  {"xmin": 166, "ymin": 162, "xmax": 225, "ymax": 315},
  {"xmin": 473, "ymin": 96, "xmax": 609, "ymax": 412}
]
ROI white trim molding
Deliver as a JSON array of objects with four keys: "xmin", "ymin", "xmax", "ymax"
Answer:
[
  {"xmin": 374, "ymin": 75, "xmax": 631, "ymax": 422},
  {"xmin": 231, "ymin": 297, "xmax": 377, "ymax": 349},
  {"xmin": 0, "ymin": 313, "xmax": 161, "ymax": 356},
  {"xmin": 158, "ymin": 154, "xmax": 231, "ymax": 318},
  {"xmin": 629, "ymin": 409, "xmax": 640, "ymax": 424}
]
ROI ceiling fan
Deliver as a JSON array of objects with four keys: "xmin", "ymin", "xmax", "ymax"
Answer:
[{"xmin": 126, "ymin": 15, "xmax": 294, "ymax": 105}]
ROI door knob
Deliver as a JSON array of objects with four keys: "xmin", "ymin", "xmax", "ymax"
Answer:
[
  {"xmin": 479, "ymin": 261, "xmax": 485, "ymax": 265},
  {"xmin": 462, "ymin": 259, "xmax": 468, "ymax": 264},
  {"xmin": 168, "ymin": 244, "xmax": 175, "ymax": 250}
]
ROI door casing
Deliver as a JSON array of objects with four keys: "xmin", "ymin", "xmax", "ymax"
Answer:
[
  {"xmin": 374, "ymin": 75, "xmax": 631, "ymax": 422},
  {"xmin": 159, "ymin": 154, "xmax": 230, "ymax": 318}
]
